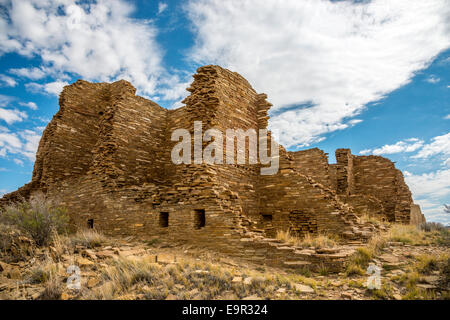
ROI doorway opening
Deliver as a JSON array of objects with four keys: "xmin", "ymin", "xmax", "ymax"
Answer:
[
  {"xmin": 159, "ymin": 212, "xmax": 169, "ymax": 228},
  {"xmin": 194, "ymin": 209, "xmax": 205, "ymax": 229}
]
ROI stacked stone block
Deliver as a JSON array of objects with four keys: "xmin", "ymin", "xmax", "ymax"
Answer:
[{"xmin": 0, "ymin": 65, "xmax": 422, "ymax": 270}]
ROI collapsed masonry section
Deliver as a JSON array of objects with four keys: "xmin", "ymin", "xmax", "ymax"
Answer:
[
  {"xmin": 0, "ymin": 65, "xmax": 423, "ymax": 259},
  {"xmin": 291, "ymin": 147, "xmax": 424, "ymax": 225}
]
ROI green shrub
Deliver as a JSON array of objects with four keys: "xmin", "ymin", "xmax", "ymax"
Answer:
[{"xmin": 1, "ymin": 193, "xmax": 69, "ymax": 246}]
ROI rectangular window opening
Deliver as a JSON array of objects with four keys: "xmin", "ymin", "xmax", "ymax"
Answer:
[
  {"xmin": 194, "ymin": 209, "xmax": 206, "ymax": 229},
  {"xmin": 159, "ymin": 212, "xmax": 169, "ymax": 228}
]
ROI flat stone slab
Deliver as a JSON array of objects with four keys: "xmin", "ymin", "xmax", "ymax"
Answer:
[
  {"xmin": 417, "ymin": 284, "xmax": 437, "ymax": 290},
  {"xmin": 277, "ymin": 246, "xmax": 296, "ymax": 251},
  {"xmin": 420, "ymin": 276, "xmax": 440, "ymax": 284},
  {"xmin": 379, "ymin": 254, "xmax": 400, "ymax": 264},
  {"xmin": 294, "ymin": 283, "xmax": 314, "ymax": 293}
]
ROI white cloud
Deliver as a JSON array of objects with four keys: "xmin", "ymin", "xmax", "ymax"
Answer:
[
  {"xmin": 405, "ymin": 169, "xmax": 450, "ymax": 199},
  {"xmin": 186, "ymin": 0, "xmax": 450, "ymax": 147},
  {"xmin": 0, "ymin": 95, "xmax": 27, "ymax": 124},
  {"xmin": 0, "ymin": 0, "xmax": 167, "ymax": 97},
  {"xmin": 425, "ymin": 75, "xmax": 440, "ymax": 84},
  {"xmin": 414, "ymin": 198, "xmax": 437, "ymax": 209},
  {"xmin": 44, "ymin": 81, "xmax": 69, "ymax": 96},
  {"xmin": 359, "ymin": 149, "xmax": 371, "ymax": 155},
  {"xmin": 405, "ymin": 169, "xmax": 450, "ymax": 224},
  {"xmin": 444, "ymin": 158, "xmax": 450, "ymax": 167},
  {"xmin": 13, "ymin": 158, "xmax": 23, "ymax": 166},
  {"xmin": 0, "ymin": 74, "xmax": 17, "ymax": 87},
  {"xmin": 0, "ymin": 127, "xmax": 41, "ymax": 162},
  {"xmin": 158, "ymin": 75, "xmax": 191, "ymax": 105},
  {"xmin": 0, "ymin": 131, "xmax": 22, "ymax": 153},
  {"xmin": 19, "ymin": 101, "xmax": 38, "ymax": 110},
  {"xmin": 0, "ymin": 108, "xmax": 27, "ymax": 124},
  {"xmin": 348, "ymin": 119, "xmax": 363, "ymax": 126},
  {"xmin": 158, "ymin": 2, "xmax": 168, "ymax": 14},
  {"xmin": 412, "ymin": 132, "xmax": 450, "ymax": 159},
  {"xmin": 9, "ymin": 67, "xmax": 46, "ymax": 80},
  {"xmin": 0, "ymin": 94, "xmax": 14, "ymax": 107},
  {"xmin": 444, "ymin": 114, "xmax": 450, "ymax": 120},
  {"xmin": 18, "ymin": 129, "xmax": 41, "ymax": 161},
  {"xmin": 359, "ymin": 138, "xmax": 424, "ymax": 155}
]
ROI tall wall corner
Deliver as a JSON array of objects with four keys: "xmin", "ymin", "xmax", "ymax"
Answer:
[{"xmin": 335, "ymin": 148, "xmax": 354, "ymax": 195}]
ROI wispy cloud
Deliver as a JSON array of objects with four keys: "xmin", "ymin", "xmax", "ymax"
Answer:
[
  {"xmin": 186, "ymin": 0, "xmax": 450, "ymax": 147},
  {"xmin": 9, "ymin": 67, "xmax": 46, "ymax": 80},
  {"xmin": 360, "ymin": 138, "xmax": 424, "ymax": 155},
  {"xmin": 404, "ymin": 169, "xmax": 450, "ymax": 224},
  {"xmin": 412, "ymin": 132, "xmax": 450, "ymax": 159},
  {"xmin": 158, "ymin": 2, "xmax": 168, "ymax": 14},
  {"xmin": 26, "ymin": 81, "xmax": 69, "ymax": 96},
  {"xmin": 0, "ymin": 74, "xmax": 17, "ymax": 87},
  {"xmin": 0, "ymin": 94, "xmax": 14, "ymax": 107},
  {"xmin": 19, "ymin": 101, "xmax": 38, "ymax": 110},
  {"xmin": 443, "ymin": 158, "xmax": 450, "ymax": 167},
  {"xmin": 404, "ymin": 169, "xmax": 450, "ymax": 199},
  {"xmin": 425, "ymin": 75, "xmax": 440, "ymax": 84},
  {"xmin": 0, "ymin": 108, "xmax": 27, "ymax": 124},
  {"xmin": 13, "ymin": 158, "xmax": 24, "ymax": 166},
  {"xmin": 0, "ymin": 127, "xmax": 41, "ymax": 162}
]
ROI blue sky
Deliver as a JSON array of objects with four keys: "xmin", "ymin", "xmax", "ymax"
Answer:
[{"xmin": 0, "ymin": 0, "xmax": 449, "ymax": 224}]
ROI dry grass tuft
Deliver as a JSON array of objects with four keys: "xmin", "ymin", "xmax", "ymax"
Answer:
[
  {"xmin": 82, "ymin": 255, "xmax": 318, "ymax": 300},
  {"xmin": 387, "ymin": 225, "xmax": 428, "ymax": 245},
  {"xmin": 345, "ymin": 263, "xmax": 365, "ymax": 276},
  {"xmin": 359, "ymin": 213, "xmax": 386, "ymax": 226},
  {"xmin": 276, "ymin": 230, "xmax": 338, "ymax": 249},
  {"xmin": 38, "ymin": 274, "xmax": 63, "ymax": 300},
  {"xmin": 70, "ymin": 229, "xmax": 107, "ymax": 248},
  {"xmin": 391, "ymin": 253, "xmax": 449, "ymax": 300},
  {"xmin": 28, "ymin": 256, "xmax": 61, "ymax": 284},
  {"xmin": 370, "ymin": 283, "xmax": 393, "ymax": 300}
]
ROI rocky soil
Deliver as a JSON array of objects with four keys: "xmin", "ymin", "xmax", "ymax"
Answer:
[{"xmin": 0, "ymin": 227, "xmax": 448, "ymax": 300}]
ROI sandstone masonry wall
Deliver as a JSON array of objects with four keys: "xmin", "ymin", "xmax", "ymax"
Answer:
[
  {"xmin": 289, "ymin": 148, "xmax": 332, "ymax": 188},
  {"xmin": 1, "ymin": 65, "xmax": 422, "ymax": 270},
  {"xmin": 351, "ymin": 155, "xmax": 413, "ymax": 223}
]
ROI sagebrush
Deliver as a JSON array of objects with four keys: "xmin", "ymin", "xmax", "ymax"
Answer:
[{"xmin": 0, "ymin": 193, "xmax": 69, "ymax": 246}]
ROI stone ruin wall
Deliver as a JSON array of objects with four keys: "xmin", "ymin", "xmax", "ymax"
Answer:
[
  {"xmin": 286, "ymin": 147, "xmax": 417, "ymax": 226},
  {"xmin": 0, "ymin": 65, "xmax": 423, "ymax": 269},
  {"xmin": 351, "ymin": 153, "xmax": 414, "ymax": 224},
  {"xmin": 289, "ymin": 148, "xmax": 332, "ymax": 189}
]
